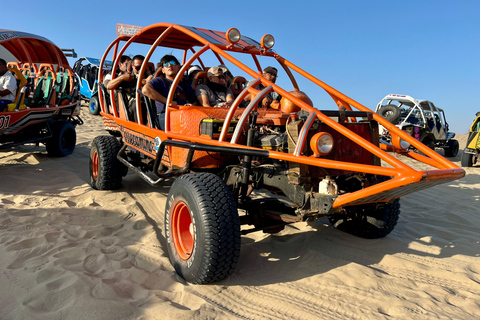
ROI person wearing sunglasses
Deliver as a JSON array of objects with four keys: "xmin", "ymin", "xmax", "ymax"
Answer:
[
  {"xmin": 142, "ymin": 54, "xmax": 197, "ymax": 130},
  {"xmin": 244, "ymin": 66, "xmax": 281, "ymax": 108},
  {"xmin": 195, "ymin": 66, "xmax": 234, "ymax": 107},
  {"xmin": 106, "ymin": 55, "xmax": 150, "ymax": 92}
]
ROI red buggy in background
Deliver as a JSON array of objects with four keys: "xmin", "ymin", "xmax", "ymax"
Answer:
[{"xmin": 0, "ymin": 30, "xmax": 82, "ymax": 156}]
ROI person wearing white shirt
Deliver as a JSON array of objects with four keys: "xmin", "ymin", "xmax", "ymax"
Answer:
[{"xmin": 0, "ymin": 59, "xmax": 17, "ymax": 111}]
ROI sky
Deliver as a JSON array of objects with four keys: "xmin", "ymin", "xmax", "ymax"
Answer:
[{"xmin": 3, "ymin": 0, "xmax": 479, "ymax": 134}]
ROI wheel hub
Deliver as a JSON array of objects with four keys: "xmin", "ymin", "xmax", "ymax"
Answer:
[
  {"xmin": 92, "ymin": 150, "xmax": 99, "ymax": 180},
  {"xmin": 171, "ymin": 201, "xmax": 194, "ymax": 260}
]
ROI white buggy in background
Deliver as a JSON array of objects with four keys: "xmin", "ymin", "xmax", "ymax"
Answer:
[{"xmin": 375, "ymin": 94, "xmax": 459, "ymax": 157}]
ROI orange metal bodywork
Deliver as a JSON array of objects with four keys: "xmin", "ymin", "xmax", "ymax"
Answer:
[{"xmin": 98, "ymin": 23, "xmax": 464, "ymax": 209}]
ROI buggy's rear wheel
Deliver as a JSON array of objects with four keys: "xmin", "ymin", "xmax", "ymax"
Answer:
[
  {"xmin": 328, "ymin": 199, "xmax": 400, "ymax": 239},
  {"xmin": 89, "ymin": 95, "xmax": 100, "ymax": 115},
  {"xmin": 422, "ymin": 138, "xmax": 435, "ymax": 150},
  {"xmin": 89, "ymin": 135, "xmax": 124, "ymax": 190},
  {"xmin": 165, "ymin": 172, "xmax": 241, "ymax": 284},
  {"xmin": 46, "ymin": 121, "xmax": 76, "ymax": 157},
  {"xmin": 444, "ymin": 139, "xmax": 459, "ymax": 157}
]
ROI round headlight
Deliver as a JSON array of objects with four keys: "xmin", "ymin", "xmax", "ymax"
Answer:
[
  {"xmin": 261, "ymin": 34, "xmax": 275, "ymax": 49},
  {"xmin": 226, "ymin": 28, "xmax": 241, "ymax": 44},
  {"xmin": 310, "ymin": 132, "xmax": 334, "ymax": 156}
]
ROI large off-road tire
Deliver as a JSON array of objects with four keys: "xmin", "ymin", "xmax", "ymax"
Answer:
[
  {"xmin": 89, "ymin": 95, "xmax": 100, "ymax": 115},
  {"xmin": 422, "ymin": 138, "xmax": 435, "ymax": 150},
  {"xmin": 89, "ymin": 135, "xmax": 124, "ymax": 190},
  {"xmin": 444, "ymin": 139, "xmax": 459, "ymax": 157},
  {"xmin": 328, "ymin": 199, "xmax": 401, "ymax": 239},
  {"xmin": 461, "ymin": 151, "xmax": 476, "ymax": 167},
  {"xmin": 45, "ymin": 121, "xmax": 76, "ymax": 157},
  {"xmin": 165, "ymin": 172, "xmax": 241, "ymax": 284},
  {"xmin": 378, "ymin": 104, "xmax": 402, "ymax": 124}
]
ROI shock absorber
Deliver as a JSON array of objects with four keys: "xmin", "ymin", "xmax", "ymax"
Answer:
[{"xmin": 239, "ymin": 110, "xmax": 258, "ymax": 203}]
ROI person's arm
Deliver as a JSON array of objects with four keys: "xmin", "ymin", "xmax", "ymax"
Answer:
[
  {"xmin": 222, "ymin": 89, "xmax": 234, "ymax": 107},
  {"xmin": 185, "ymin": 82, "xmax": 199, "ymax": 106},
  {"xmin": 195, "ymin": 85, "xmax": 211, "ymax": 107},
  {"xmin": 142, "ymin": 83, "xmax": 177, "ymax": 106},
  {"xmin": 197, "ymin": 94, "xmax": 210, "ymax": 107},
  {"xmin": 106, "ymin": 73, "xmax": 133, "ymax": 90},
  {"xmin": 0, "ymin": 89, "xmax": 12, "ymax": 97},
  {"xmin": 141, "ymin": 74, "xmax": 153, "ymax": 85},
  {"xmin": 226, "ymin": 89, "xmax": 234, "ymax": 103}
]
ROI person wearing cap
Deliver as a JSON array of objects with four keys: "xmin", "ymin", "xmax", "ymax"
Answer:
[
  {"xmin": 186, "ymin": 65, "xmax": 202, "ymax": 85},
  {"xmin": 245, "ymin": 66, "xmax": 281, "ymax": 108},
  {"xmin": 195, "ymin": 66, "xmax": 234, "ymax": 107},
  {"xmin": 218, "ymin": 64, "xmax": 234, "ymax": 88},
  {"xmin": 142, "ymin": 54, "xmax": 196, "ymax": 130}
]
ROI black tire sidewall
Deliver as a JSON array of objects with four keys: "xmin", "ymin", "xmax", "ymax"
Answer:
[
  {"xmin": 165, "ymin": 173, "xmax": 240, "ymax": 284},
  {"xmin": 165, "ymin": 185, "xmax": 206, "ymax": 281},
  {"xmin": 46, "ymin": 121, "xmax": 76, "ymax": 157},
  {"xmin": 445, "ymin": 139, "xmax": 459, "ymax": 157},
  {"xmin": 89, "ymin": 135, "xmax": 123, "ymax": 190},
  {"xmin": 461, "ymin": 151, "xmax": 473, "ymax": 167},
  {"xmin": 328, "ymin": 199, "xmax": 401, "ymax": 239}
]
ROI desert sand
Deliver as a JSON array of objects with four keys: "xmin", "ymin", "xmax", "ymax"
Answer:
[{"xmin": 0, "ymin": 105, "xmax": 479, "ymax": 320}]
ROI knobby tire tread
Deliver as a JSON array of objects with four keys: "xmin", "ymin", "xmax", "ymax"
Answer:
[
  {"xmin": 167, "ymin": 173, "xmax": 241, "ymax": 284},
  {"xmin": 91, "ymin": 135, "xmax": 123, "ymax": 190}
]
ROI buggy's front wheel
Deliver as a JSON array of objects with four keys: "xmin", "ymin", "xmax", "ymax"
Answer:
[{"xmin": 165, "ymin": 172, "xmax": 241, "ymax": 284}]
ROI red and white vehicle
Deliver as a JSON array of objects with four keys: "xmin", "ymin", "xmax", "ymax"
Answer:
[{"xmin": 0, "ymin": 30, "xmax": 82, "ymax": 156}]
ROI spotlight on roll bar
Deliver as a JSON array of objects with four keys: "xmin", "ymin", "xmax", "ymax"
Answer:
[
  {"xmin": 260, "ymin": 34, "xmax": 275, "ymax": 50},
  {"xmin": 226, "ymin": 28, "xmax": 241, "ymax": 44}
]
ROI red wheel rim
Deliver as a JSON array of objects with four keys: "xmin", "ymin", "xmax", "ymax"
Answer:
[
  {"xmin": 92, "ymin": 150, "xmax": 99, "ymax": 180},
  {"xmin": 171, "ymin": 201, "xmax": 194, "ymax": 260}
]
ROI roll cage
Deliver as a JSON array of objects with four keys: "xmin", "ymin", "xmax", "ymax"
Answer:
[
  {"xmin": 97, "ymin": 23, "xmax": 464, "ymax": 208},
  {"xmin": 376, "ymin": 94, "xmax": 450, "ymax": 141}
]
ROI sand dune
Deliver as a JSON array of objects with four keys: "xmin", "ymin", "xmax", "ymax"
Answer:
[{"xmin": 0, "ymin": 106, "xmax": 479, "ymax": 319}]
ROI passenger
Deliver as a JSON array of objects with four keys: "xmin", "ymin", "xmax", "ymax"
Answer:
[
  {"xmin": 195, "ymin": 66, "xmax": 234, "ymax": 107},
  {"xmin": 245, "ymin": 66, "xmax": 281, "ymax": 108},
  {"xmin": 142, "ymin": 55, "xmax": 197, "ymax": 130},
  {"xmin": 186, "ymin": 65, "xmax": 202, "ymax": 85},
  {"xmin": 0, "ymin": 59, "xmax": 17, "ymax": 111},
  {"xmin": 219, "ymin": 64, "xmax": 233, "ymax": 88},
  {"xmin": 104, "ymin": 55, "xmax": 131, "ymax": 87},
  {"xmin": 106, "ymin": 55, "xmax": 151, "ymax": 92},
  {"xmin": 106, "ymin": 55, "xmax": 152, "ymax": 122}
]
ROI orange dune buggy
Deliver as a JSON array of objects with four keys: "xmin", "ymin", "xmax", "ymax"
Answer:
[
  {"xmin": 90, "ymin": 23, "xmax": 464, "ymax": 284},
  {"xmin": 0, "ymin": 30, "xmax": 82, "ymax": 156}
]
